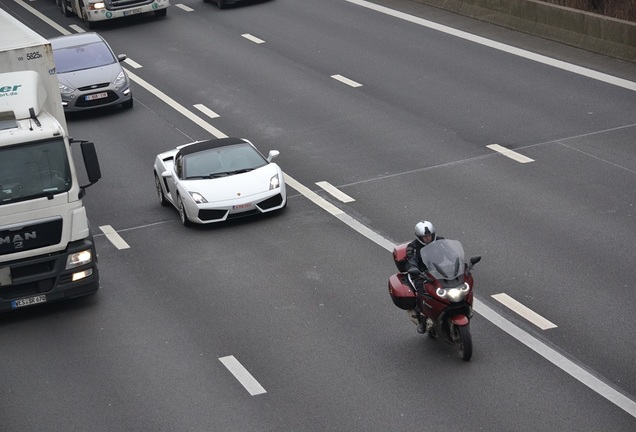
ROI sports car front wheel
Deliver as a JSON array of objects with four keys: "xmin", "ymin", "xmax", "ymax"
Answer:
[
  {"xmin": 177, "ymin": 195, "xmax": 192, "ymax": 226},
  {"xmin": 155, "ymin": 173, "xmax": 168, "ymax": 207}
]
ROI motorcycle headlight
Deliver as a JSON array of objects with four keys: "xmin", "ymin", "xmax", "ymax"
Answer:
[
  {"xmin": 59, "ymin": 83, "xmax": 75, "ymax": 95},
  {"xmin": 113, "ymin": 70, "xmax": 127, "ymax": 88},
  {"xmin": 269, "ymin": 173, "xmax": 280, "ymax": 190},
  {"xmin": 189, "ymin": 191, "xmax": 207, "ymax": 204}
]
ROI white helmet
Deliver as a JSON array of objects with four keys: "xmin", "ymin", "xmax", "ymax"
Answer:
[{"xmin": 415, "ymin": 221, "xmax": 436, "ymax": 245}]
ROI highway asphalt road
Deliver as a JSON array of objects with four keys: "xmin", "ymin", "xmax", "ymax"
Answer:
[{"xmin": 1, "ymin": 0, "xmax": 635, "ymax": 430}]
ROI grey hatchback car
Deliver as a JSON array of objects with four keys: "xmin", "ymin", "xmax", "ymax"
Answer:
[{"xmin": 50, "ymin": 32, "xmax": 133, "ymax": 112}]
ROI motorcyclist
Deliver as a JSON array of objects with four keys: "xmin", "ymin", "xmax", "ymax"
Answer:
[{"xmin": 405, "ymin": 221, "xmax": 443, "ymax": 333}]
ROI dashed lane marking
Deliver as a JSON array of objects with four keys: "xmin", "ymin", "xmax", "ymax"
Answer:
[
  {"xmin": 316, "ymin": 181, "xmax": 355, "ymax": 203},
  {"xmin": 492, "ymin": 293, "xmax": 557, "ymax": 330},
  {"xmin": 242, "ymin": 33, "xmax": 265, "ymax": 44},
  {"xmin": 487, "ymin": 144, "xmax": 534, "ymax": 163},
  {"xmin": 331, "ymin": 74, "xmax": 362, "ymax": 88},
  {"xmin": 219, "ymin": 355, "xmax": 266, "ymax": 396},
  {"xmin": 99, "ymin": 225, "xmax": 130, "ymax": 250}
]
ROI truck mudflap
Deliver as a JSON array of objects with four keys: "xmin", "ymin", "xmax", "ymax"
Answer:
[{"xmin": 0, "ymin": 238, "xmax": 99, "ymax": 312}]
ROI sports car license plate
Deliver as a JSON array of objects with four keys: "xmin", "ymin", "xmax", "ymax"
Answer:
[
  {"xmin": 11, "ymin": 295, "xmax": 46, "ymax": 309},
  {"xmin": 123, "ymin": 8, "xmax": 141, "ymax": 15},
  {"xmin": 85, "ymin": 92, "xmax": 108, "ymax": 101},
  {"xmin": 233, "ymin": 203, "xmax": 254, "ymax": 210}
]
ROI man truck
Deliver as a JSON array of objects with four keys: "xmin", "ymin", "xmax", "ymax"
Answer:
[{"xmin": 0, "ymin": 9, "xmax": 102, "ymax": 312}]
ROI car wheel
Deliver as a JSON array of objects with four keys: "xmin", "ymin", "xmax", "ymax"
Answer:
[
  {"xmin": 155, "ymin": 173, "xmax": 168, "ymax": 207},
  {"xmin": 122, "ymin": 97, "xmax": 133, "ymax": 109},
  {"xmin": 177, "ymin": 195, "xmax": 192, "ymax": 226},
  {"xmin": 216, "ymin": 0, "xmax": 227, "ymax": 9},
  {"xmin": 154, "ymin": 8, "xmax": 167, "ymax": 17}
]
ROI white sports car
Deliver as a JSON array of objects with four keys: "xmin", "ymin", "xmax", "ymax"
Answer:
[{"xmin": 153, "ymin": 137, "xmax": 287, "ymax": 226}]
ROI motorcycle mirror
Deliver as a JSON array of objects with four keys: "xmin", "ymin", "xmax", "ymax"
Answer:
[{"xmin": 470, "ymin": 256, "xmax": 482, "ymax": 265}]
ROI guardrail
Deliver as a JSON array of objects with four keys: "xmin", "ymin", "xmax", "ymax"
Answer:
[{"xmin": 409, "ymin": 0, "xmax": 636, "ymax": 62}]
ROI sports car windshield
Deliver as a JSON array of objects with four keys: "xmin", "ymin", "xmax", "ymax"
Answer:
[
  {"xmin": 419, "ymin": 239, "xmax": 466, "ymax": 281},
  {"xmin": 53, "ymin": 41, "xmax": 116, "ymax": 73},
  {"xmin": 184, "ymin": 143, "xmax": 268, "ymax": 179},
  {"xmin": 0, "ymin": 139, "xmax": 72, "ymax": 205}
]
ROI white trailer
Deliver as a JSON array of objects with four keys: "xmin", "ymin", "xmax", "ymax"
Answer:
[{"xmin": 0, "ymin": 9, "xmax": 102, "ymax": 312}]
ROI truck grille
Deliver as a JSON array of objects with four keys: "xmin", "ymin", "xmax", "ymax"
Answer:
[
  {"xmin": 0, "ymin": 217, "xmax": 63, "ymax": 256},
  {"xmin": 107, "ymin": 0, "xmax": 155, "ymax": 10},
  {"xmin": 0, "ymin": 254, "xmax": 59, "ymax": 300}
]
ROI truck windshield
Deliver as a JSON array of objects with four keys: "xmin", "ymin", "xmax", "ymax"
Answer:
[{"xmin": 0, "ymin": 139, "xmax": 72, "ymax": 205}]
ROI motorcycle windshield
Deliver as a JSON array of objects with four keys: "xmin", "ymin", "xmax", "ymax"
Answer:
[{"xmin": 419, "ymin": 239, "xmax": 466, "ymax": 281}]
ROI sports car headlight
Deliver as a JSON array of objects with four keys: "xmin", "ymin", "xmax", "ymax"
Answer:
[
  {"xmin": 269, "ymin": 174, "xmax": 280, "ymax": 190},
  {"xmin": 113, "ymin": 71, "xmax": 127, "ymax": 88},
  {"xmin": 189, "ymin": 192, "xmax": 208, "ymax": 204},
  {"xmin": 59, "ymin": 83, "xmax": 75, "ymax": 95}
]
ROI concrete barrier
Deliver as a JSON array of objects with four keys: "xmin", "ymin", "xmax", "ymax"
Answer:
[{"xmin": 408, "ymin": 0, "xmax": 636, "ymax": 62}]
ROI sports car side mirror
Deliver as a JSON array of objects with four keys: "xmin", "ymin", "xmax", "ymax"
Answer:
[
  {"xmin": 161, "ymin": 171, "xmax": 171, "ymax": 178},
  {"xmin": 267, "ymin": 150, "xmax": 280, "ymax": 162},
  {"xmin": 470, "ymin": 256, "xmax": 482, "ymax": 265}
]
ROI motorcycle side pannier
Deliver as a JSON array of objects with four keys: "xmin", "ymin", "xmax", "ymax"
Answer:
[
  {"xmin": 392, "ymin": 243, "xmax": 409, "ymax": 273},
  {"xmin": 388, "ymin": 273, "xmax": 416, "ymax": 310}
]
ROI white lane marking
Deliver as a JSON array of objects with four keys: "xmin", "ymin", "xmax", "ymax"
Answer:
[
  {"xmin": 474, "ymin": 298, "xmax": 636, "ymax": 417},
  {"xmin": 69, "ymin": 24, "xmax": 85, "ymax": 33},
  {"xmin": 316, "ymin": 181, "xmax": 355, "ymax": 203},
  {"xmin": 331, "ymin": 74, "xmax": 363, "ymax": 88},
  {"xmin": 12, "ymin": 0, "xmax": 71, "ymax": 35},
  {"xmin": 219, "ymin": 356, "xmax": 266, "ymax": 396},
  {"xmin": 487, "ymin": 144, "xmax": 534, "ymax": 163},
  {"xmin": 193, "ymin": 104, "xmax": 220, "ymax": 119},
  {"xmin": 124, "ymin": 58, "xmax": 143, "ymax": 69},
  {"xmin": 242, "ymin": 33, "xmax": 265, "ymax": 44},
  {"xmin": 492, "ymin": 293, "xmax": 557, "ymax": 330},
  {"xmin": 124, "ymin": 68, "xmax": 228, "ymax": 139},
  {"xmin": 175, "ymin": 3, "xmax": 194, "ymax": 12},
  {"xmin": 345, "ymin": 0, "xmax": 636, "ymax": 92},
  {"xmin": 99, "ymin": 225, "xmax": 130, "ymax": 250}
]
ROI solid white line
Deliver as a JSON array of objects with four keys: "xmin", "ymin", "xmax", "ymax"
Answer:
[
  {"xmin": 345, "ymin": 0, "xmax": 636, "ymax": 92},
  {"xmin": 474, "ymin": 298, "xmax": 636, "ymax": 417},
  {"xmin": 175, "ymin": 3, "xmax": 194, "ymax": 12},
  {"xmin": 487, "ymin": 144, "xmax": 534, "ymax": 163},
  {"xmin": 331, "ymin": 74, "xmax": 363, "ymax": 88},
  {"xmin": 193, "ymin": 104, "xmax": 220, "ymax": 119},
  {"xmin": 316, "ymin": 181, "xmax": 355, "ymax": 203},
  {"xmin": 124, "ymin": 58, "xmax": 143, "ymax": 69},
  {"xmin": 242, "ymin": 33, "xmax": 265, "ymax": 44},
  {"xmin": 492, "ymin": 293, "xmax": 557, "ymax": 330},
  {"xmin": 99, "ymin": 225, "xmax": 130, "ymax": 250},
  {"xmin": 124, "ymin": 68, "xmax": 228, "ymax": 139},
  {"xmin": 69, "ymin": 24, "xmax": 85, "ymax": 33},
  {"xmin": 219, "ymin": 356, "xmax": 266, "ymax": 396}
]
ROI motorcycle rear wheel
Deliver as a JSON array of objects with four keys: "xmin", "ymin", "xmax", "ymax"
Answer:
[{"xmin": 456, "ymin": 325, "xmax": 473, "ymax": 361}]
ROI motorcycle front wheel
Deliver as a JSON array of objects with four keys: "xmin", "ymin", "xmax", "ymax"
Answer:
[{"xmin": 455, "ymin": 325, "xmax": 473, "ymax": 361}]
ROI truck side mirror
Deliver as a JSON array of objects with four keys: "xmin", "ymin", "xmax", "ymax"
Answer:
[{"xmin": 81, "ymin": 141, "xmax": 101, "ymax": 185}]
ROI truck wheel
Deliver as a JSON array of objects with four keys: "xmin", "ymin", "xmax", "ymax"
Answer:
[
  {"xmin": 59, "ymin": 0, "xmax": 72, "ymax": 17},
  {"xmin": 154, "ymin": 8, "xmax": 167, "ymax": 17}
]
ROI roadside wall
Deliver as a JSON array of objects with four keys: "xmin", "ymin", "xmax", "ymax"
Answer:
[{"xmin": 409, "ymin": 0, "xmax": 636, "ymax": 62}]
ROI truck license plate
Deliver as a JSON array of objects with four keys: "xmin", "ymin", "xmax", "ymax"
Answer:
[
  {"xmin": 85, "ymin": 92, "xmax": 108, "ymax": 101},
  {"xmin": 123, "ymin": 8, "xmax": 141, "ymax": 16},
  {"xmin": 11, "ymin": 295, "xmax": 47, "ymax": 309}
]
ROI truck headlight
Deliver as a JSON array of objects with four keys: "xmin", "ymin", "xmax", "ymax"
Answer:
[
  {"xmin": 88, "ymin": 2, "xmax": 106, "ymax": 10},
  {"xmin": 66, "ymin": 249, "xmax": 93, "ymax": 270}
]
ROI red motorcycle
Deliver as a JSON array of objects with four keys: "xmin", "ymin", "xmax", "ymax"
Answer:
[{"xmin": 388, "ymin": 239, "xmax": 481, "ymax": 361}]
